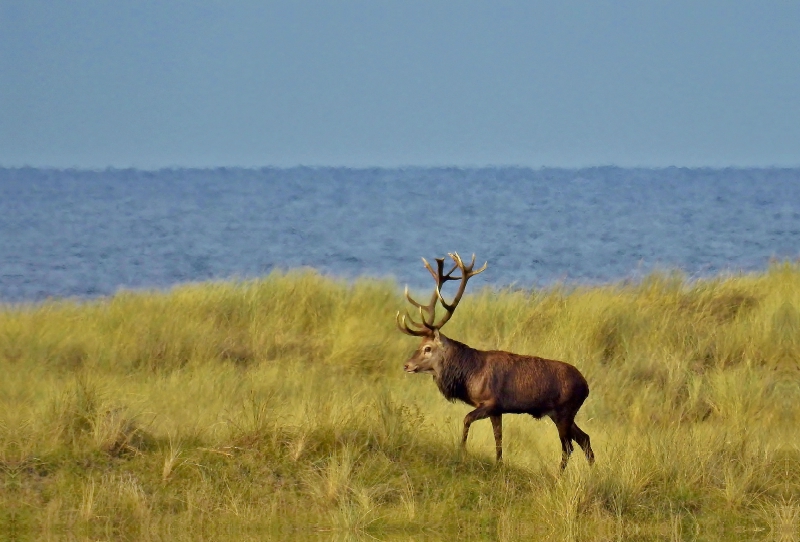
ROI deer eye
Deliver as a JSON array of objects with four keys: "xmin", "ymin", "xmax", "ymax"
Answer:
[{"xmin": 423, "ymin": 346, "xmax": 432, "ymax": 354}]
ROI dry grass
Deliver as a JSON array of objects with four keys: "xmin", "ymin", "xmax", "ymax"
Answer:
[{"xmin": 1, "ymin": 262, "xmax": 799, "ymax": 540}]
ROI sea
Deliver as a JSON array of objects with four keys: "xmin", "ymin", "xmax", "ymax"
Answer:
[{"xmin": 1, "ymin": 166, "xmax": 797, "ymax": 303}]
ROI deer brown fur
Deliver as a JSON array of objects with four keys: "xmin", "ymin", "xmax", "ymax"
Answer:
[{"xmin": 397, "ymin": 253, "xmax": 595, "ymax": 469}]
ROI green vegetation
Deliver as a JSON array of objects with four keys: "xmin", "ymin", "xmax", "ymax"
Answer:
[{"xmin": 2, "ymin": 263, "xmax": 799, "ymax": 541}]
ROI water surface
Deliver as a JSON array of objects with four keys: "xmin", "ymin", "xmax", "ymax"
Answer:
[{"xmin": 1, "ymin": 166, "xmax": 797, "ymax": 302}]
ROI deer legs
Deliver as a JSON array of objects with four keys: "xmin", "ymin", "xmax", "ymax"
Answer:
[
  {"xmin": 490, "ymin": 415, "xmax": 503, "ymax": 461},
  {"xmin": 461, "ymin": 407, "xmax": 594, "ymax": 468},
  {"xmin": 462, "ymin": 405, "xmax": 504, "ymax": 461}
]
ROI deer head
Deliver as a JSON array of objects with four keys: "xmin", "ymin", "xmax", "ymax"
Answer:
[{"xmin": 397, "ymin": 252, "xmax": 487, "ymax": 373}]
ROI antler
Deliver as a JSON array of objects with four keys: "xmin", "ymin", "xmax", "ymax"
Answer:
[{"xmin": 396, "ymin": 252, "xmax": 487, "ymax": 336}]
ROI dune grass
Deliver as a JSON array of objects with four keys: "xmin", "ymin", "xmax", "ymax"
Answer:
[{"xmin": 2, "ymin": 263, "xmax": 799, "ymax": 541}]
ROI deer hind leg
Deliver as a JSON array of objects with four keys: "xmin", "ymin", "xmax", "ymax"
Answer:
[
  {"xmin": 572, "ymin": 423, "xmax": 595, "ymax": 465},
  {"xmin": 552, "ymin": 415, "xmax": 575, "ymax": 471},
  {"xmin": 462, "ymin": 404, "xmax": 495, "ymax": 451},
  {"xmin": 490, "ymin": 415, "xmax": 503, "ymax": 462}
]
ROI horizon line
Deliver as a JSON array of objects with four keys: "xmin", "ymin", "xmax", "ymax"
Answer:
[{"xmin": 3, "ymin": 163, "xmax": 800, "ymax": 173}]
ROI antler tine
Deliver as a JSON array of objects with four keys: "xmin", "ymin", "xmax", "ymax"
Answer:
[
  {"xmin": 395, "ymin": 311, "xmax": 431, "ymax": 336},
  {"xmin": 422, "ymin": 257, "xmax": 460, "ymax": 286},
  {"xmin": 449, "ymin": 252, "xmax": 488, "ymax": 277},
  {"xmin": 403, "ymin": 285, "xmax": 427, "ymax": 309},
  {"xmin": 466, "ymin": 253, "xmax": 488, "ymax": 277},
  {"xmin": 421, "ymin": 257, "xmax": 440, "ymax": 283},
  {"xmin": 402, "ymin": 284, "xmax": 438, "ymax": 330},
  {"xmin": 399, "ymin": 306, "xmax": 428, "ymax": 329},
  {"xmin": 405, "ymin": 285, "xmax": 437, "ymax": 322}
]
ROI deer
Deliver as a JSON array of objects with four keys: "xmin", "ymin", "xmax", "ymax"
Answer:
[{"xmin": 396, "ymin": 253, "xmax": 595, "ymax": 470}]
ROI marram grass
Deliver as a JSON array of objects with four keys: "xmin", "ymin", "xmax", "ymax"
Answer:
[{"xmin": 2, "ymin": 263, "xmax": 799, "ymax": 541}]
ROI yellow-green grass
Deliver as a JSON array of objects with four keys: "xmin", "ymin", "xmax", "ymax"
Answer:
[{"xmin": 2, "ymin": 263, "xmax": 799, "ymax": 541}]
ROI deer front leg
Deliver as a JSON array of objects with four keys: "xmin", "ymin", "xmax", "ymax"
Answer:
[
  {"xmin": 490, "ymin": 415, "xmax": 503, "ymax": 461},
  {"xmin": 461, "ymin": 404, "xmax": 495, "ymax": 451}
]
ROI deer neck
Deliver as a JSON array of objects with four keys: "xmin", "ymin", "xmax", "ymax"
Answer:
[{"xmin": 433, "ymin": 334, "xmax": 482, "ymax": 403}]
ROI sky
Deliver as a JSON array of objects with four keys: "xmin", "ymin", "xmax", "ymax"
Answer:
[{"xmin": 1, "ymin": 1, "xmax": 799, "ymax": 169}]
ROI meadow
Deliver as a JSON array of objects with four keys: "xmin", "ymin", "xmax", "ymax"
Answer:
[{"xmin": 2, "ymin": 263, "xmax": 799, "ymax": 541}]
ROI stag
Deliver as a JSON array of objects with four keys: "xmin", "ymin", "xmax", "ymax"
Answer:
[{"xmin": 397, "ymin": 253, "xmax": 595, "ymax": 469}]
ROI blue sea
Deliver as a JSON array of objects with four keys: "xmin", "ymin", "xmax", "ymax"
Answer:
[{"xmin": 1, "ymin": 166, "xmax": 797, "ymax": 303}]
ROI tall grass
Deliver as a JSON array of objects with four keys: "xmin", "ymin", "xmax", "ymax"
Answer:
[{"xmin": 2, "ymin": 263, "xmax": 799, "ymax": 540}]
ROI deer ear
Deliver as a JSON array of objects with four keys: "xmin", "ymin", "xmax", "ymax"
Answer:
[{"xmin": 433, "ymin": 329, "xmax": 442, "ymax": 344}]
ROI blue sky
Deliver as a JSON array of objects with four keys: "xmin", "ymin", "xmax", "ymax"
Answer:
[{"xmin": 2, "ymin": 1, "xmax": 799, "ymax": 168}]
